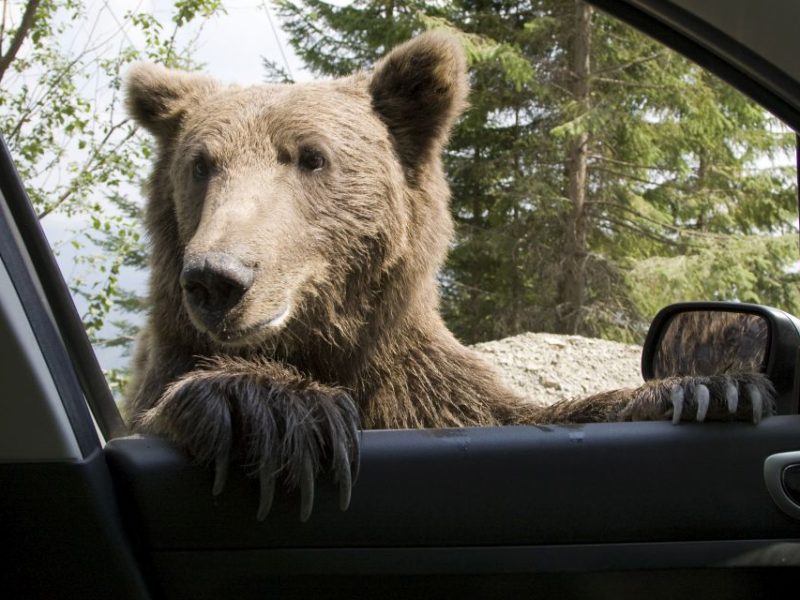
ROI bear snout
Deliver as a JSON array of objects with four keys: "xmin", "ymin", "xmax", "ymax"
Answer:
[{"xmin": 180, "ymin": 252, "xmax": 255, "ymax": 320}]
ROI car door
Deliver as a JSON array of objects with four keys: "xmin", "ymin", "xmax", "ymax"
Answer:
[{"xmin": 3, "ymin": 1, "xmax": 800, "ymax": 599}]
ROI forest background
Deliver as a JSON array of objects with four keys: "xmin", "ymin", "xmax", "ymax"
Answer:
[{"xmin": 1, "ymin": 0, "xmax": 798, "ymax": 393}]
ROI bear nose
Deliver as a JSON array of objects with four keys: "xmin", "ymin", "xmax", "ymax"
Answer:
[{"xmin": 180, "ymin": 253, "xmax": 255, "ymax": 315}]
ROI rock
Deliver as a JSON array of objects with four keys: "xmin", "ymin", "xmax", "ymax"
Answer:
[
  {"xmin": 471, "ymin": 332, "xmax": 642, "ymax": 405},
  {"xmin": 539, "ymin": 376, "xmax": 562, "ymax": 390}
]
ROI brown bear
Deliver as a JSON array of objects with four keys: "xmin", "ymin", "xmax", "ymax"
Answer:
[{"xmin": 124, "ymin": 32, "xmax": 773, "ymax": 521}]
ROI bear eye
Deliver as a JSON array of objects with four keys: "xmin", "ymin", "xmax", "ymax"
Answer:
[
  {"xmin": 298, "ymin": 147, "xmax": 327, "ymax": 173},
  {"xmin": 192, "ymin": 156, "xmax": 210, "ymax": 181}
]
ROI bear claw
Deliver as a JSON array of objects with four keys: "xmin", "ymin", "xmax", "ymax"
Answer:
[
  {"xmin": 670, "ymin": 385, "xmax": 684, "ymax": 424},
  {"xmin": 257, "ymin": 461, "xmax": 277, "ymax": 522},
  {"xmin": 146, "ymin": 358, "xmax": 360, "ymax": 522},
  {"xmin": 695, "ymin": 384, "xmax": 710, "ymax": 422},
  {"xmin": 724, "ymin": 380, "xmax": 738, "ymax": 414},
  {"xmin": 299, "ymin": 455, "xmax": 315, "ymax": 523},
  {"xmin": 213, "ymin": 446, "xmax": 230, "ymax": 497},
  {"xmin": 746, "ymin": 383, "xmax": 763, "ymax": 424},
  {"xmin": 658, "ymin": 374, "xmax": 773, "ymax": 424},
  {"xmin": 338, "ymin": 447, "xmax": 352, "ymax": 512},
  {"xmin": 347, "ymin": 421, "xmax": 361, "ymax": 483}
]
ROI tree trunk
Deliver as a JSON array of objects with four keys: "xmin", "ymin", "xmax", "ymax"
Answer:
[
  {"xmin": 510, "ymin": 106, "xmax": 524, "ymax": 335},
  {"xmin": 557, "ymin": 0, "xmax": 592, "ymax": 334},
  {"xmin": 468, "ymin": 144, "xmax": 482, "ymax": 336},
  {"xmin": 0, "ymin": 0, "xmax": 41, "ymax": 84}
]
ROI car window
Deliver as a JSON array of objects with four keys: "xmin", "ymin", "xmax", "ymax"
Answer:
[{"xmin": 1, "ymin": 0, "xmax": 796, "ymax": 412}]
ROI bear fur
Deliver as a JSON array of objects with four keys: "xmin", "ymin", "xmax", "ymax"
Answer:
[{"xmin": 124, "ymin": 32, "xmax": 773, "ymax": 520}]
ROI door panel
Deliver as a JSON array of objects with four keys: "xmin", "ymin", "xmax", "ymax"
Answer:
[
  {"xmin": 106, "ymin": 422, "xmax": 800, "ymax": 550},
  {"xmin": 105, "ymin": 421, "xmax": 800, "ymax": 598}
]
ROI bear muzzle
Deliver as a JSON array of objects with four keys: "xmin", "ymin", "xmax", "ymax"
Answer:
[{"xmin": 180, "ymin": 252, "xmax": 255, "ymax": 324}]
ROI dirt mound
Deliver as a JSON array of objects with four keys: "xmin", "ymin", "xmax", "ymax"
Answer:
[{"xmin": 472, "ymin": 332, "xmax": 643, "ymax": 405}]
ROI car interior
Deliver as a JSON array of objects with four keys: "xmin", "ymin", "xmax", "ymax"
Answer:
[{"xmin": 2, "ymin": 1, "xmax": 800, "ymax": 598}]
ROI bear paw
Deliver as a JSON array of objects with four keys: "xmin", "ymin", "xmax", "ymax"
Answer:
[
  {"xmin": 137, "ymin": 359, "xmax": 360, "ymax": 522},
  {"xmin": 619, "ymin": 372, "xmax": 775, "ymax": 424}
]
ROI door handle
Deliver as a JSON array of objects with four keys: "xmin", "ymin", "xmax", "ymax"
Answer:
[{"xmin": 764, "ymin": 451, "xmax": 800, "ymax": 519}]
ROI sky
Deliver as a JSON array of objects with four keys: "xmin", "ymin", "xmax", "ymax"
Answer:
[{"xmin": 169, "ymin": 0, "xmax": 309, "ymax": 83}]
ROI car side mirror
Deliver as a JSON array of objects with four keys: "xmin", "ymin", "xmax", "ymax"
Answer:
[{"xmin": 642, "ymin": 302, "xmax": 800, "ymax": 415}]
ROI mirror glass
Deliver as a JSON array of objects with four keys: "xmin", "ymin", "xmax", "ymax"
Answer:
[{"xmin": 652, "ymin": 311, "xmax": 769, "ymax": 379}]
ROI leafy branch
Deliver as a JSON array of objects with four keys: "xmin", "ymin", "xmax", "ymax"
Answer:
[{"xmin": 0, "ymin": 0, "xmax": 41, "ymax": 83}]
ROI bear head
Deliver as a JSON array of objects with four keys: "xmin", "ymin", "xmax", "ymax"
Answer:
[{"xmin": 126, "ymin": 32, "xmax": 467, "ymax": 352}]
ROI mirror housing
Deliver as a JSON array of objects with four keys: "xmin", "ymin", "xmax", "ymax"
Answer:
[{"xmin": 642, "ymin": 302, "xmax": 800, "ymax": 415}]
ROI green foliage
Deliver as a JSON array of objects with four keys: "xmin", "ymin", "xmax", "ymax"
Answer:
[
  {"xmin": 0, "ymin": 0, "xmax": 225, "ymax": 393},
  {"xmin": 629, "ymin": 235, "xmax": 800, "ymax": 318},
  {"xmin": 271, "ymin": 0, "xmax": 799, "ymax": 344}
]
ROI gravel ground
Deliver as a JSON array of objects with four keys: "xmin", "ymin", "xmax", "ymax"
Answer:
[{"xmin": 471, "ymin": 332, "xmax": 643, "ymax": 405}]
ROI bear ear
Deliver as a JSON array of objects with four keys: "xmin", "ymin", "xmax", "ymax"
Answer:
[
  {"xmin": 368, "ymin": 31, "xmax": 468, "ymax": 173},
  {"xmin": 125, "ymin": 63, "xmax": 218, "ymax": 139}
]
